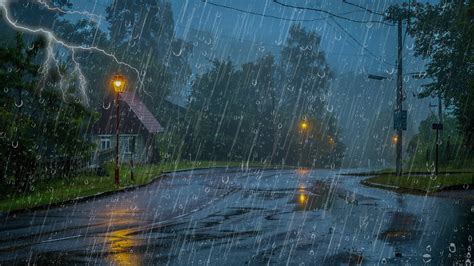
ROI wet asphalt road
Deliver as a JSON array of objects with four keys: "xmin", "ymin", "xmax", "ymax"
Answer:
[{"xmin": 0, "ymin": 168, "xmax": 472, "ymax": 265}]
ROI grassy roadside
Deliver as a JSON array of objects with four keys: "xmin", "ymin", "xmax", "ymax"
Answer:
[
  {"xmin": 0, "ymin": 161, "xmax": 273, "ymax": 212},
  {"xmin": 363, "ymin": 172, "xmax": 473, "ymax": 193}
]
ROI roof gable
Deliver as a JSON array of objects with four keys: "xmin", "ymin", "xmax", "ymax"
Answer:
[{"xmin": 120, "ymin": 92, "xmax": 163, "ymax": 134}]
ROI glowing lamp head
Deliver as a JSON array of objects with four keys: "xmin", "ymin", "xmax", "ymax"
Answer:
[
  {"xmin": 300, "ymin": 121, "xmax": 309, "ymax": 130},
  {"xmin": 112, "ymin": 75, "xmax": 126, "ymax": 93},
  {"xmin": 392, "ymin": 135, "xmax": 399, "ymax": 144}
]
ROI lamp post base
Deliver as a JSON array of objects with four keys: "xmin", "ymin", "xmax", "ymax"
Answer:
[{"xmin": 115, "ymin": 168, "xmax": 120, "ymax": 185}]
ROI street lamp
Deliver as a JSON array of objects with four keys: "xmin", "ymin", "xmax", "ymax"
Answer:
[
  {"xmin": 112, "ymin": 74, "xmax": 126, "ymax": 185},
  {"xmin": 300, "ymin": 120, "xmax": 309, "ymax": 131}
]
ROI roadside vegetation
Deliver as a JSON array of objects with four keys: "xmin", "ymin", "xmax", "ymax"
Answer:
[
  {"xmin": 0, "ymin": 161, "xmax": 277, "ymax": 212},
  {"xmin": 364, "ymin": 172, "xmax": 473, "ymax": 194}
]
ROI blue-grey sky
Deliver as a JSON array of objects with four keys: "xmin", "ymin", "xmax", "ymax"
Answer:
[{"xmin": 69, "ymin": 0, "xmax": 431, "ymax": 76}]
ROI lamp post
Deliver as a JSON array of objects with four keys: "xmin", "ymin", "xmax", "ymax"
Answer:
[{"xmin": 112, "ymin": 75, "xmax": 126, "ymax": 185}]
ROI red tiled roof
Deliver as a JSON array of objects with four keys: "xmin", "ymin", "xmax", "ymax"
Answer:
[{"xmin": 120, "ymin": 92, "xmax": 163, "ymax": 133}]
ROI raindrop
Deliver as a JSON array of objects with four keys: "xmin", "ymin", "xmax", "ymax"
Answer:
[
  {"xmin": 449, "ymin": 243, "xmax": 456, "ymax": 253},
  {"xmin": 179, "ymin": 204, "xmax": 184, "ymax": 209},
  {"xmin": 3, "ymin": 87, "xmax": 9, "ymax": 93},
  {"xmin": 277, "ymin": 123, "xmax": 283, "ymax": 129},
  {"xmin": 381, "ymin": 258, "xmax": 387, "ymax": 264},
  {"xmin": 317, "ymin": 71, "xmax": 326, "ymax": 79},
  {"xmin": 334, "ymin": 33, "xmax": 342, "ymax": 41},
  {"xmin": 102, "ymin": 102, "xmax": 111, "ymax": 110},
  {"xmin": 309, "ymin": 250, "xmax": 315, "ymax": 256},
  {"xmin": 469, "ymin": 235, "xmax": 472, "ymax": 242},
  {"xmin": 15, "ymin": 100, "xmax": 23, "ymax": 108},
  {"xmin": 205, "ymin": 187, "xmax": 210, "ymax": 193},
  {"xmin": 385, "ymin": 68, "xmax": 395, "ymax": 75},
  {"xmin": 274, "ymin": 39, "xmax": 283, "ymax": 46},
  {"xmin": 426, "ymin": 245, "xmax": 432, "ymax": 252},
  {"xmin": 11, "ymin": 141, "xmax": 18, "ymax": 148},
  {"xmin": 252, "ymin": 79, "xmax": 258, "ymax": 86},
  {"xmin": 422, "ymin": 253, "xmax": 432, "ymax": 263},
  {"xmin": 172, "ymin": 49, "xmax": 183, "ymax": 57},
  {"xmin": 366, "ymin": 22, "xmax": 373, "ymax": 28},
  {"xmin": 258, "ymin": 46, "xmax": 265, "ymax": 52},
  {"xmin": 221, "ymin": 176, "xmax": 229, "ymax": 184},
  {"xmin": 326, "ymin": 105, "xmax": 334, "ymax": 113}
]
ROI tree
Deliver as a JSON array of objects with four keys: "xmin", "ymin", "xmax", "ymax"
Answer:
[
  {"xmin": 391, "ymin": 1, "xmax": 474, "ymax": 149},
  {"xmin": 276, "ymin": 24, "xmax": 340, "ymax": 166},
  {"xmin": 0, "ymin": 33, "xmax": 94, "ymax": 192},
  {"xmin": 106, "ymin": 0, "xmax": 192, "ymax": 111}
]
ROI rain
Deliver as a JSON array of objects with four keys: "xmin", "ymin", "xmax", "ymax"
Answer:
[{"xmin": 0, "ymin": 0, "xmax": 472, "ymax": 265}]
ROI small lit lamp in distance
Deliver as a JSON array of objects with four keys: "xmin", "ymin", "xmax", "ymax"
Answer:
[
  {"xmin": 112, "ymin": 74, "xmax": 126, "ymax": 185},
  {"xmin": 300, "ymin": 120, "xmax": 309, "ymax": 131}
]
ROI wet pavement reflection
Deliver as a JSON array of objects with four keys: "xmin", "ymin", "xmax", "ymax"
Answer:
[{"xmin": 0, "ymin": 168, "xmax": 472, "ymax": 265}]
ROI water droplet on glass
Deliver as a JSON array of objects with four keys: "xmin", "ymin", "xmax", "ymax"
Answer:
[
  {"xmin": 422, "ymin": 253, "xmax": 432, "ymax": 263},
  {"xmin": 221, "ymin": 176, "xmax": 229, "ymax": 184},
  {"xmin": 449, "ymin": 243, "xmax": 456, "ymax": 253}
]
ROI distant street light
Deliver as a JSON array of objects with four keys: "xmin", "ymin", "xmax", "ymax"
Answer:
[
  {"xmin": 112, "ymin": 74, "xmax": 126, "ymax": 186},
  {"xmin": 300, "ymin": 120, "xmax": 309, "ymax": 131},
  {"xmin": 391, "ymin": 135, "xmax": 399, "ymax": 145}
]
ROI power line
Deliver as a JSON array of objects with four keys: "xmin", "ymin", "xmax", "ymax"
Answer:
[
  {"xmin": 201, "ymin": 0, "xmax": 366, "ymax": 22},
  {"xmin": 175, "ymin": 24, "xmax": 395, "ymax": 61},
  {"xmin": 327, "ymin": 18, "xmax": 396, "ymax": 67},
  {"xmin": 341, "ymin": 0, "xmax": 385, "ymax": 16},
  {"xmin": 272, "ymin": 0, "xmax": 394, "ymax": 26}
]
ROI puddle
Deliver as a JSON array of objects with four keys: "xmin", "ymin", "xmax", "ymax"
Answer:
[
  {"xmin": 379, "ymin": 212, "xmax": 421, "ymax": 244},
  {"xmin": 291, "ymin": 181, "xmax": 334, "ymax": 211}
]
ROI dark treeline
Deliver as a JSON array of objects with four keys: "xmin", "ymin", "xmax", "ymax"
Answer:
[{"xmin": 171, "ymin": 24, "xmax": 344, "ymax": 167}]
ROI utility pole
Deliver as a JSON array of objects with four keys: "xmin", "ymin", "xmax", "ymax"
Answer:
[
  {"xmin": 433, "ymin": 92, "xmax": 443, "ymax": 176},
  {"xmin": 395, "ymin": 17, "xmax": 403, "ymax": 177}
]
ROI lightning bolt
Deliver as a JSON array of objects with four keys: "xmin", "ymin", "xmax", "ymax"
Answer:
[
  {"xmin": 0, "ymin": 0, "xmax": 142, "ymax": 105},
  {"xmin": 37, "ymin": 0, "xmax": 104, "ymax": 22}
]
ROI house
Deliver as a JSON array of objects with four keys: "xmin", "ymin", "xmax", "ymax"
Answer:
[{"xmin": 91, "ymin": 92, "xmax": 164, "ymax": 164}]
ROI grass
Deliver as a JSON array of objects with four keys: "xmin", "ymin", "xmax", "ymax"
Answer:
[
  {"xmin": 0, "ymin": 160, "xmax": 272, "ymax": 212},
  {"xmin": 364, "ymin": 172, "xmax": 473, "ymax": 193}
]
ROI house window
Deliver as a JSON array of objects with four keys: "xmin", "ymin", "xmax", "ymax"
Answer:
[
  {"xmin": 123, "ymin": 136, "xmax": 135, "ymax": 154},
  {"xmin": 124, "ymin": 137, "xmax": 131, "ymax": 153},
  {"xmin": 100, "ymin": 137, "xmax": 111, "ymax": 150}
]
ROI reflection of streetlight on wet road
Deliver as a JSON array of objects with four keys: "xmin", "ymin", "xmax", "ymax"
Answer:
[{"xmin": 298, "ymin": 185, "xmax": 308, "ymax": 205}]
